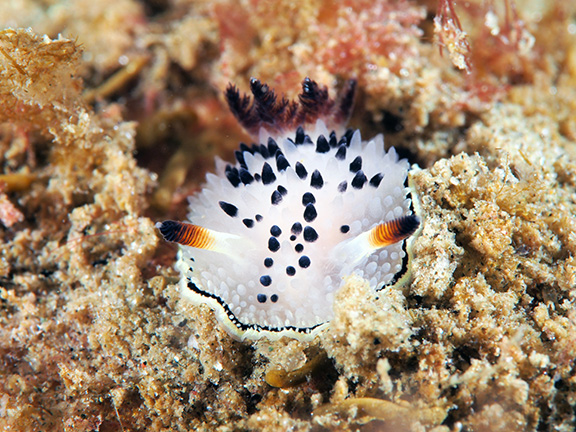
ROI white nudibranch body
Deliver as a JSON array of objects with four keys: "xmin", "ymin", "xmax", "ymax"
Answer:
[{"xmin": 157, "ymin": 78, "xmax": 421, "ymax": 341}]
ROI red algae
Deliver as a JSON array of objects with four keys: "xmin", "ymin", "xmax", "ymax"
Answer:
[{"xmin": 434, "ymin": 0, "xmax": 472, "ymax": 72}]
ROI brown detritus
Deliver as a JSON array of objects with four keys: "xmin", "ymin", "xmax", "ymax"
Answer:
[
  {"xmin": 265, "ymin": 351, "xmax": 329, "ymax": 389},
  {"xmin": 314, "ymin": 397, "xmax": 447, "ymax": 427},
  {"xmin": 136, "ymin": 93, "xmax": 244, "ymax": 214},
  {"xmin": 151, "ymin": 144, "xmax": 198, "ymax": 211},
  {"xmin": 83, "ymin": 55, "xmax": 150, "ymax": 104},
  {"xmin": 147, "ymin": 118, "xmax": 229, "ymax": 213},
  {"xmin": 0, "ymin": 172, "xmax": 36, "ymax": 192}
]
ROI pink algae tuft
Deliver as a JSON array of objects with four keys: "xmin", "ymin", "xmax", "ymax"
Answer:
[{"xmin": 434, "ymin": 0, "xmax": 473, "ymax": 73}]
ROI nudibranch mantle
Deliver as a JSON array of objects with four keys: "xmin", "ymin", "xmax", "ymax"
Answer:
[{"xmin": 157, "ymin": 78, "xmax": 422, "ymax": 341}]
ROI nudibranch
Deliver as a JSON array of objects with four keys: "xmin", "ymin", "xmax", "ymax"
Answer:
[{"xmin": 157, "ymin": 78, "xmax": 422, "ymax": 341}]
